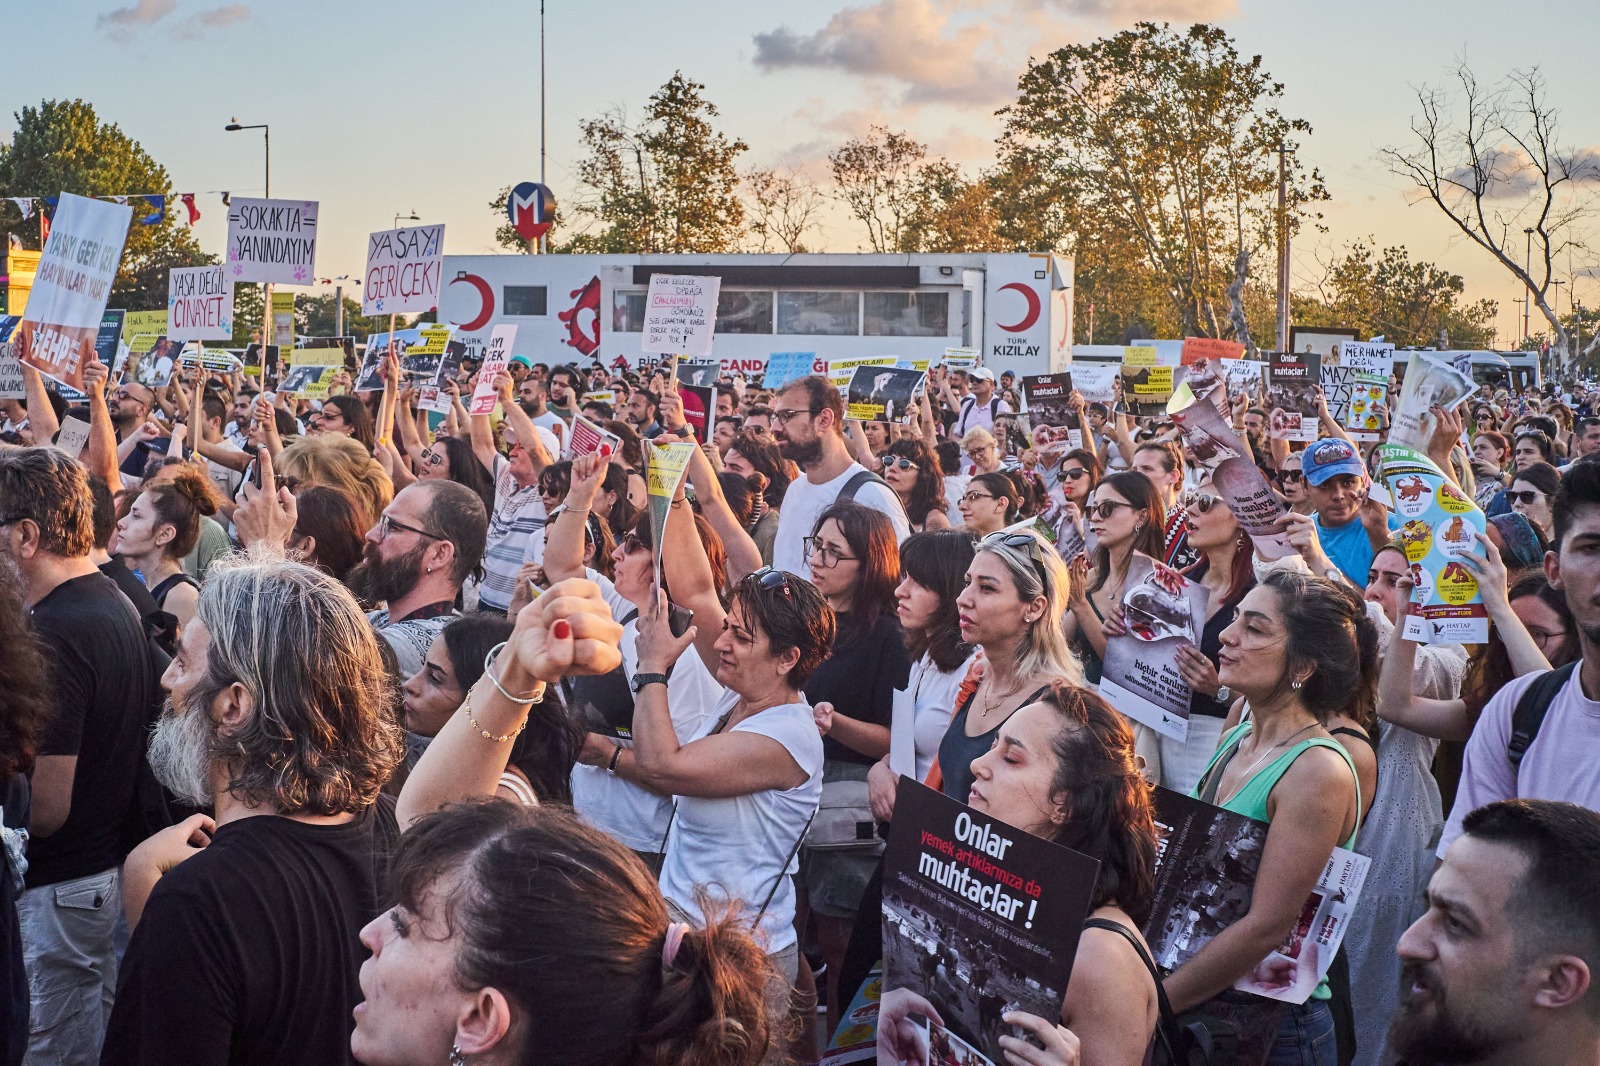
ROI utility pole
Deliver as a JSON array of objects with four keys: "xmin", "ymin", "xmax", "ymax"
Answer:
[
  {"xmin": 538, "ymin": 0, "xmax": 548, "ymax": 254},
  {"xmin": 1275, "ymin": 144, "xmax": 1291, "ymax": 353}
]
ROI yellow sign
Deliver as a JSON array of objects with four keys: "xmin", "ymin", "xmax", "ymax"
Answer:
[
  {"xmin": 4, "ymin": 250, "xmax": 40, "ymax": 315},
  {"xmin": 123, "ymin": 310, "xmax": 168, "ymax": 345},
  {"xmin": 271, "ymin": 292, "xmax": 295, "ymax": 349},
  {"xmin": 827, "ymin": 356, "xmax": 896, "ymax": 389},
  {"xmin": 1122, "ymin": 345, "xmax": 1158, "ymax": 367}
]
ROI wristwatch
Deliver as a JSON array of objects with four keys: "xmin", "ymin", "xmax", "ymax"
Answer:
[
  {"xmin": 1215, "ymin": 685, "xmax": 1232, "ymax": 705},
  {"xmin": 631, "ymin": 673, "xmax": 669, "ymax": 694}
]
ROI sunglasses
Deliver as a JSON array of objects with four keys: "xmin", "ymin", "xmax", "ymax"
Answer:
[
  {"xmin": 1061, "ymin": 467, "xmax": 1090, "ymax": 480},
  {"xmin": 1085, "ymin": 500, "xmax": 1134, "ymax": 520},
  {"xmin": 745, "ymin": 565, "xmax": 793, "ymax": 598},
  {"xmin": 980, "ymin": 530, "xmax": 1049, "ymax": 586},
  {"xmin": 1507, "ymin": 489, "xmax": 1548, "ymax": 505},
  {"xmin": 884, "ymin": 456, "xmax": 918, "ymax": 472},
  {"xmin": 1275, "ymin": 470, "xmax": 1304, "ymax": 484},
  {"xmin": 1182, "ymin": 491, "xmax": 1222, "ymax": 514},
  {"xmin": 619, "ymin": 532, "xmax": 648, "ymax": 555}
]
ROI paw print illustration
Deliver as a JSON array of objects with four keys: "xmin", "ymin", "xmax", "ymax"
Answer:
[
  {"xmin": 293, "ymin": 266, "xmax": 308, "ymax": 282},
  {"xmin": 233, "ymin": 265, "xmax": 244, "ymax": 276}
]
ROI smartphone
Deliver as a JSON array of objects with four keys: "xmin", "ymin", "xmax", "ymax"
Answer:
[
  {"xmin": 251, "ymin": 449, "xmax": 265, "ymax": 490},
  {"xmin": 667, "ymin": 603, "xmax": 694, "ymax": 639}
]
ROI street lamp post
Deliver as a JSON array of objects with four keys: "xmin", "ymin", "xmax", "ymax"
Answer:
[{"xmin": 226, "ymin": 119, "xmax": 273, "ymax": 383}]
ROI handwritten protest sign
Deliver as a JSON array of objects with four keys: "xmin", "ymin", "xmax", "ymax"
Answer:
[
  {"xmin": 122, "ymin": 310, "xmax": 166, "ymax": 346},
  {"xmin": 645, "ymin": 440, "xmax": 697, "ymax": 589},
  {"xmin": 0, "ymin": 316, "xmax": 22, "ymax": 400},
  {"xmin": 363, "ymin": 224, "xmax": 445, "ymax": 315},
  {"xmin": 642, "ymin": 274, "xmax": 720, "ymax": 357},
  {"xmin": 469, "ymin": 325, "xmax": 518, "ymax": 416},
  {"xmin": 1324, "ymin": 341, "xmax": 1394, "ymax": 441},
  {"xmin": 16, "ymin": 194, "xmax": 132, "ymax": 391},
  {"xmin": 225, "ymin": 198, "xmax": 319, "ymax": 285},
  {"xmin": 167, "ymin": 265, "xmax": 234, "ymax": 342},
  {"xmin": 54, "ymin": 416, "xmax": 92, "ymax": 461},
  {"xmin": 761, "ymin": 352, "xmax": 818, "ymax": 391}
]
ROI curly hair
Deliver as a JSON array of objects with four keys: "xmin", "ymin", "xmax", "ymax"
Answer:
[
  {"xmin": 390, "ymin": 802, "xmax": 775, "ymax": 1066},
  {"xmin": 1040, "ymin": 684, "xmax": 1158, "ymax": 926},
  {"xmin": 0, "ymin": 565, "xmax": 46, "ymax": 783},
  {"xmin": 885, "ymin": 437, "xmax": 946, "ymax": 529},
  {"xmin": 726, "ymin": 430, "xmax": 795, "ymax": 509},
  {"xmin": 188, "ymin": 553, "xmax": 403, "ymax": 815}
]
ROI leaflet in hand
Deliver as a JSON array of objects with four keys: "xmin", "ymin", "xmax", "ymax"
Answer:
[{"xmin": 1100, "ymin": 554, "xmax": 1210, "ymax": 741}]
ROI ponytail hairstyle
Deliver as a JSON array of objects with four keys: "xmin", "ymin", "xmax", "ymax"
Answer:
[
  {"xmin": 1261, "ymin": 570, "xmax": 1380, "ymax": 725},
  {"xmin": 389, "ymin": 802, "xmax": 775, "ymax": 1066},
  {"xmin": 1040, "ymin": 684, "xmax": 1157, "ymax": 925},
  {"xmin": 144, "ymin": 464, "xmax": 221, "ymax": 559}
]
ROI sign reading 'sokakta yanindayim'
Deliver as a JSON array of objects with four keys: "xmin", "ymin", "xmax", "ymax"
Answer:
[
  {"xmin": 226, "ymin": 198, "xmax": 319, "ymax": 284},
  {"xmin": 363, "ymin": 224, "xmax": 445, "ymax": 315},
  {"xmin": 17, "ymin": 193, "xmax": 132, "ymax": 391},
  {"xmin": 167, "ymin": 265, "xmax": 235, "ymax": 342}
]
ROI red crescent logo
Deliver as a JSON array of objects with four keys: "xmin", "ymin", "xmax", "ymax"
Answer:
[
  {"xmin": 446, "ymin": 273, "xmax": 494, "ymax": 332},
  {"xmin": 996, "ymin": 282, "xmax": 1041, "ymax": 333}
]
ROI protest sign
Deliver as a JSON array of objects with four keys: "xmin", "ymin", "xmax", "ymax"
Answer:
[
  {"xmin": 282, "ymin": 338, "xmax": 353, "ymax": 399},
  {"xmin": 1266, "ymin": 349, "xmax": 1321, "ymax": 442},
  {"xmin": 179, "ymin": 344, "xmax": 241, "ymax": 373},
  {"xmin": 1146, "ymin": 788, "xmax": 1369, "ymax": 1018},
  {"xmin": 1386, "ymin": 351, "xmax": 1476, "ymax": 453},
  {"xmin": 94, "ymin": 310, "xmax": 125, "ymax": 368},
  {"xmin": 676, "ymin": 361, "xmax": 720, "ymax": 388},
  {"xmin": 762, "ymin": 352, "xmax": 818, "ymax": 390},
  {"xmin": 54, "ymin": 416, "xmax": 92, "ymax": 461},
  {"xmin": 1345, "ymin": 374, "xmax": 1387, "ymax": 435},
  {"xmin": 358, "ymin": 326, "xmax": 456, "ymax": 391},
  {"xmin": 882, "ymin": 780, "xmax": 1100, "ymax": 1064},
  {"xmin": 817, "ymin": 969, "xmax": 880, "ymax": 1065},
  {"xmin": 941, "ymin": 347, "xmax": 979, "ymax": 373},
  {"xmin": 1120, "ymin": 346, "xmax": 1172, "ymax": 416},
  {"xmin": 133, "ymin": 336, "xmax": 182, "ymax": 388},
  {"xmin": 645, "ymin": 440, "xmax": 697, "ymax": 590},
  {"xmin": 363, "ymin": 224, "xmax": 445, "ymax": 315},
  {"xmin": 16, "ymin": 193, "xmax": 132, "ymax": 391},
  {"xmin": 845, "ymin": 365, "xmax": 923, "ymax": 424},
  {"xmin": 566, "ymin": 413, "xmax": 621, "ymax": 461},
  {"xmin": 242, "ymin": 343, "xmax": 280, "ymax": 382},
  {"xmin": 225, "ymin": 198, "xmax": 319, "ymax": 285},
  {"xmin": 1322, "ymin": 341, "xmax": 1394, "ymax": 441},
  {"xmin": 469, "ymin": 325, "xmax": 518, "ymax": 416},
  {"xmin": 1021, "ymin": 373, "xmax": 1079, "ymax": 453},
  {"xmin": 167, "ymin": 265, "xmax": 234, "ymax": 342},
  {"xmin": 271, "ymin": 291, "xmax": 295, "ymax": 350},
  {"xmin": 1179, "ymin": 337, "xmax": 1243, "ymax": 407},
  {"xmin": 1099, "ymin": 554, "xmax": 1210, "ymax": 741},
  {"xmin": 1170, "ymin": 392, "xmax": 1296, "ymax": 559},
  {"xmin": 0, "ymin": 316, "xmax": 22, "ymax": 400},
  {"xmin": 1222, "ymin": 358, "xmax": 1264, "ymax": 400},
  {"xmin": 121, "ymin": 310, "xmax": 167, "ymax": 346},
  {"xmin": 679, "ymin": 383, "xmax": 716, "ymax": 442},
  {"xmin": 1070, "ymin": 362, "xmax": 1119, "ymax": 404},
  {"xmin": 642, "ymin": 274, "xmax": 720, "ymax": 357},
  {"xmin": 826, "ymin": 355, "xmax": 896, "ymax": 390},
  {"xmin": 1380, "ymin": 443, "xmax": 1488, "ymax": 645}
]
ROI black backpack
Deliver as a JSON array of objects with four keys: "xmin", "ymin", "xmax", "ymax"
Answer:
[
  {"xmin": 1508, "ymin": 661, "xmax": 1580, "ymax": 776},
  {"xmin": 1085, "ymin": 918, "xmax": 1236, "ymax": 1066},
  {"xmin": 839, "ymin": 467, "xmax": 891, "ymax": 502}
]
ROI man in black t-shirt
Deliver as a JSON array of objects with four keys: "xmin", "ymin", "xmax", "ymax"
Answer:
[
  {"xmin": 103, "ymin": 554, "xmax": 404, "ymax": 1066},
  {"xmin": 0, "ymin": 448, "xmax": 155, "ymax": 1066}
]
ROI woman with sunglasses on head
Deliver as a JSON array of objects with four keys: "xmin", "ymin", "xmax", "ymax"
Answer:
[
  {"xmin": 1165, "ymin": 572, "xmax": 1371, "ymax": 1065},
  {"xmin": 883, "ymin": 437, "xmax": 952, "ymax": 533},
  {"xmin": 958, "ymin": 470, "xmax": 1023, "ymax": 537},
  {"xmin": 1062, "ymin": 471, "xmax": 1166, "ymax": 686},
  {"xmin": 1512, "ymin": 428, "xmax": 1555, "ymax": 472},
  {"xmin": 1506, "ymin": 459, "xmax": 1560, "ymax": 537}
]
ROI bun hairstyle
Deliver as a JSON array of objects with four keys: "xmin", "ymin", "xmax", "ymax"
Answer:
[
  {"xmin": 391, "ymin": 802, "xmax": 774, "ymax": 1066},
  {"xmin": 145, "ymin": 465, "xmax": 221, "ymax": 559},
  {"xmin": 1261, "ymin": 570, "xmax": 1379, "ymax": 725}
]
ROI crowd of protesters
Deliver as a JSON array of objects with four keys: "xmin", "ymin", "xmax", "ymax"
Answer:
[{"xmin": 0, "ymin": 344, "xmax": 1597, "ymax": 1066}]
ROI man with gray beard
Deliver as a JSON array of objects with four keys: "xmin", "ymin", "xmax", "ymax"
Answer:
[{"xmin": 102, "ymin": 554, "xmax": 406, "ymax": 1066}]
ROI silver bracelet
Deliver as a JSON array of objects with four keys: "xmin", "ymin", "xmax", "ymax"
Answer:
[{"xmin": 482, "ymin": 642, "xmax": 544, "ymax": 705}]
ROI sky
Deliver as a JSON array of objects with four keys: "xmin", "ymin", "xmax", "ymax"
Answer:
[{"xmin": 9, "ymin": 0, "xmax": 1600, "ymax": 346}]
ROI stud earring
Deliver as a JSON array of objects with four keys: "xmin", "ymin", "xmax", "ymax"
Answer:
[{"xmin": 1290, "ymin": 680, "xmax": 1303, "ymax": 691}]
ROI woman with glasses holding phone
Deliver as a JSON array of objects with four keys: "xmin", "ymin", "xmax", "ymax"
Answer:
[
  {"xmin": 958, "ymin": 471, "xmax": 1023, "ymax": 537},
  {"xmin": 1062, "ymin": 471, "xmax": 1166, "ymax": 686},
  {"xmin": 883, "ymin": 437, "xmax": 951, "ymax": 533}
]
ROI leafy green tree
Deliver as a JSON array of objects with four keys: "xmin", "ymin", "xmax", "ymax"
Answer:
[
  {"xmin": 829, "ymin": 126, "xmax": 930, "ymax": 253},
  {"xmin": 0, "ymin": 99, "xmax": 210, "ymax": 308},
  {"xmin": 999, "ymin": 23, "xmax": 1326, "ymax": 347},
  {"xmin": 298, "ymin": 291, "xmax": 389, "ymax": 341},
  {"xmin": 561, "ymin": 73, "xmax": 747, "ymax": 253},
  {"xmin": 1293, "ymin": 240, "xmax": 1498, "ymax": 349}
]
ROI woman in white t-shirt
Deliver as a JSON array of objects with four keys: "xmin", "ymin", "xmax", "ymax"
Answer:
[{"xmin": 620, "ymin": 559, "xmax": 831, "ymax": 1027}]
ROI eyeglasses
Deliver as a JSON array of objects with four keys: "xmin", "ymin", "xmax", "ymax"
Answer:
[
  {"xmin": 1182, "ymin": 491, "xmax": 1222, "ymax": 514},
  {"xmin": 804, "ymin": 536, "xmax": 857, "ymax": 569},
  {"xmin": 1507, "ymin": 490, "xmax": 1548, "ymax": 505},
  {"xmin": 1085, "ymin": 500, "xmax": 1135, "ymax": 520},
  {"xmin": 960, "ymin": 491, "xmax": 997, "ymax": 505},
  {"xmin": 1061, "ymin": 467, "xmax": 1090, "ymax": 481},
  {"xmin": 1527, "ymin": 626, "xmax": 1568, "ymax": 648},
  {"xmin": 377, "ymin": 513, "xmax": 443, "ymax": 542},
  {"xmin": 772, "ymin": 407, "xmax": 820, "ymax": 426},
  {"xmin": 884, "ymin": 456, "xmax": 918, "ymax": 472},
  {"xmin": 745, "ymin": 565, "xmax": 793, "ymax": 598},
  {"xmin": 966, "ymin": 446, "xmax": 995, "ymax": 459},
  {"xmin": 980, "ymin": 531, "xmax": 1049, "ymax": 587},
  {"xmin": 1274, "ymin": 470, "xmax": 1304, "ymax": 484}
]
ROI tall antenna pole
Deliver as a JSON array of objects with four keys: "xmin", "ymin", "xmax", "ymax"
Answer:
[
  {"xmin": 1275, "ymin": 144, "xmax": 1291, "ymax": 352},
  {"xmin": 539, "ymin": 0, "xmax": 548, "ymax": 254}
]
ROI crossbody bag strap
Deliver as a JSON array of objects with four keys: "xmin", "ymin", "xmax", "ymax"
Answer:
[
  {"xmin": 755, "ymin": 808, "xmax": 817, "ymax": 925},
  {"xmin": 1083, "ymin": 918, "xmax": 1181, "ymax": 1062}
]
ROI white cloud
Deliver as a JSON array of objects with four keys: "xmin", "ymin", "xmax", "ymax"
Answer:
[
  {"xmin": 173, "ymin": 4, "xmax": 250, "ymax": 37},
  {"xmin": 1441, "ymin": 142, "xmax": 1600, "ymax": 199},
  {"xmin": 96, "ymin": 0, "xmax": 177, "ymax": 40}
]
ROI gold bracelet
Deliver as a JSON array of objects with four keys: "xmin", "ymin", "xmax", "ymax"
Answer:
[{"xmin": 465, "ymin": 703, "xmax": 527, "ymax": 744}]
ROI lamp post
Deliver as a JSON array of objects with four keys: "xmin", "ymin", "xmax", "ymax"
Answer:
[
  {"xmin": 394, "ymin": 212, "xmax": 420, "ymax": 229},
  {"xmin": 226, "ymin": 118, "xmax": 273, "ymax": 383}
]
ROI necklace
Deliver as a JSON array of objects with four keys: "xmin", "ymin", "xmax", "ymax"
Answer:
[
  {"xmin": 1218, "ymin": 721, "xmax": 1318, "ymax": 806},
  {"xmin": 977, "ymin": 673, "xmax": 1025, "ymax": 718}
]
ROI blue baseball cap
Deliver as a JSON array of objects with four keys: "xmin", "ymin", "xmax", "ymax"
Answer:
[{"xmin": 1302, "ymin": 437, "xmax": 1367, "ymax": 487}]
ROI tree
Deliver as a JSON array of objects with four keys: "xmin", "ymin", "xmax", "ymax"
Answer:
[
  {"xmin": 562, "ymin": 73, "xmax": 747, "ymax": 253},
  {"xmin": 1294, "ymin": 240, "xmax": 1498, "ymax": 348},
  {"xmin": 742, "ymin": 167, "xmax": 822, "ymax": 253},
  {"xmin": 0, "ymin": 99, "xmax": 210, "ymax": 308},
  {"xmin": 998, "ymin": 23, "xmax": 1326, "ymax": 348},
  {"xmin": 829, "ymin": 126, "xmax": 929, "ymax": 253},
  {"xmin": 899, "ymin": 162, "xmax": 1008, "ymax": 253},
  {"xmin": 298, "ymin": 292, "xmax": 389, "ymax": 342},
  {"xmin": 1382, "ymin": 64, "xmax": 1599, "ymax": 370}
]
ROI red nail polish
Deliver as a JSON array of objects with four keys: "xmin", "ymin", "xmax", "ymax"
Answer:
[
  {"xmin": 600, "ymin": 444, "xmax": 611, "ymax": 457},
  {"xmin": 551, "ymin": 619, "xmax": 571, "ymax": 640}
]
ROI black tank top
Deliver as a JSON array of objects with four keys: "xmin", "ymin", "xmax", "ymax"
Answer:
[{"xmin": 935, "ymin": 683, "xmax": 1052, "ymax": 804}]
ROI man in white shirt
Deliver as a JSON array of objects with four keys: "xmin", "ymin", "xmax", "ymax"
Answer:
[
  {"xmin": 771, "ymin": 376, "xmax": 910, "ymax": 577},
  {"xmin": 952, "ymin": 367, "xmax": 1013, "ymax": 438}
]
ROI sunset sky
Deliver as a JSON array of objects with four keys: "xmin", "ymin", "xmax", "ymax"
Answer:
[{"xmin": 12, "ymin": 0, "xmax": 1600, "ymax": 344}]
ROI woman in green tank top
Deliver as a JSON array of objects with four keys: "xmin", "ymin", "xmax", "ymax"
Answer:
[{"xmin": 1164, "ymin": 571, "xmax": 1375, "ymax": 1066}]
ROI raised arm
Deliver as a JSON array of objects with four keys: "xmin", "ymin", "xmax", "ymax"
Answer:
[
  {"xmin": 543, "ymin": 452, "xmax": 606, "ymax": 584},
  {"xmin": 495, "ymin": 370, "xmax": 550, "ymax": 474},
  {"xmin": 655, "ymin": 456, "xmax": 727, "ymax": 675},
  {"xmin": 80, "ymin": 358, "xmax": 122, "ymax": 492},
  {"xmin": 21, "ymin": 362, "xmax": 59, "ymax": 444},
  {"xmin": 661, "ymin": 389, "xmax": 761, "ymax": 585}
]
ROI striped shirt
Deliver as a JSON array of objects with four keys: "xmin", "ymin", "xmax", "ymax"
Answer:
[{"xmin": 478, "ymin": 458, "xmax": 546, "ymax": 613}]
